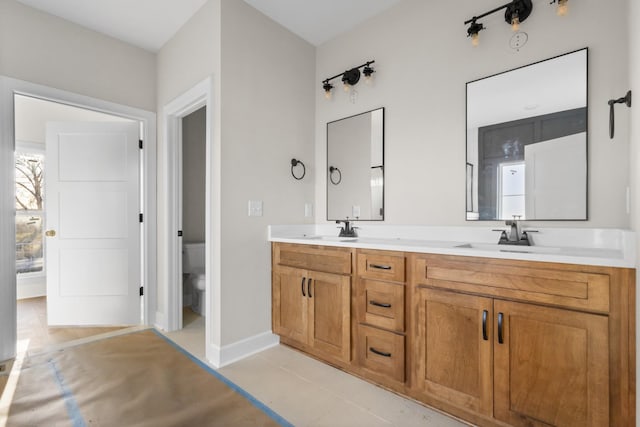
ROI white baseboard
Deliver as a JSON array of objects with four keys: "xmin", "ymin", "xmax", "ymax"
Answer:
[
  {"xmin": 153, "ymin": 311, "xmax": 167, "ymax": 331},
  {"xmin": 207, "ymin": 331, "xmax": 280, "ymax": 368},
  {"xmin": 16, "ymin": 275, "xmax": 46, "ymax": 300},
  {"xmin": 16, "ymin": 283, "xmax": 46, "ymax": 300}
]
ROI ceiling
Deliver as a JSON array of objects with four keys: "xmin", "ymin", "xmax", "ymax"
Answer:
[
  {"xmin": 15, "ymin": 0, "xmax": 402, "ymax": 52},
  {"xmin": 242, "ymin": 0, "xmax": 402, "ymax": 46}
]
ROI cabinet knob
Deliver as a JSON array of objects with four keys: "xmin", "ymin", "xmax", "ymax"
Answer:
[{"xmin": 45, "ymin": 229, "xmax": 56, "ymax": 237}]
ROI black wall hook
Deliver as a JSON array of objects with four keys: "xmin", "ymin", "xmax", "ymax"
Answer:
[
  {"xmin": 608, "ymin": 90, "xmax": 632, "ymax": 139},
  {"xmin": 291, "ymin": 158, "xmax": 306, "ymax": 180}
]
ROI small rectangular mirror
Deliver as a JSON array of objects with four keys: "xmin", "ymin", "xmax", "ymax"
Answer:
[
  {"xmin": 327, "ymin": 108, "xmax": 384, "ymax": 221},
  {"xmin": 466, "ymin": 48, "xmax": 587, "ymax": 221}
]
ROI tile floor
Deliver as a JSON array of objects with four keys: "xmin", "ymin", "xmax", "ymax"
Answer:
[
  {"xmin": 13, "ymin": 301, "xmax": 469, "ymax": 426},
  {"xmin": 16, "ymin": 297, "xmax": 126, "ymax": 355},
  {"xmin": 165, "ymin": 308, "xmax": 469, "ymax": 427}
]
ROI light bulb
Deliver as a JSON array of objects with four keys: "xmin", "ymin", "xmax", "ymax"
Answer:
[
  {"xmin": 324, "ymin": 90, "xmax": 332, "ymax": 100},
  {"xmin": 557, "ymin": 0, "xmax": 568, "ymax": 16},
  {"xmin": 511, "ymin": 14, "xmax": 520, "ymax": 31},
  {"xmin": 343, "ymin": 82, "xmax": 351, "ymax": 92},
  {"xmin": 471, "ymin": 33, "xmax": 480, "ymax": 47}
]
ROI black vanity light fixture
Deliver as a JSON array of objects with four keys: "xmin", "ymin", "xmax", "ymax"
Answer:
[
  {"xmin": 465, "ymin": 0, "xmax": 568, "ymax": 47},
  {"xmin": 322, "ymin": 60, "xmax": 375, "ymax": 100}
]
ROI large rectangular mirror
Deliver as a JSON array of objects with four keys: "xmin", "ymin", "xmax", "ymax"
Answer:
[
  {"xmin": 327, "ymin": 108, "xmax": 384, "ymax": 221},
  {"xmin": 466, "ymin": 48, "xmax": 587, "ymax": 221}
]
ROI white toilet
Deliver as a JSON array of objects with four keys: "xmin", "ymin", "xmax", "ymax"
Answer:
[{"xmin": 183, "ymin": 242, "xmax": 206, "ymax": 315}]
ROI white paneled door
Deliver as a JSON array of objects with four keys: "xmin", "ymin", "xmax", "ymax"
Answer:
[{"xmin": 45, "ymin": 122, "xmax": 141, "ymax": 325}]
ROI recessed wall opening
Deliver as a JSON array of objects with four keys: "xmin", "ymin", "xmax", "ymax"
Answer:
[{"xmin": 180, "ymin": 106, "xmax": 207, "ymax": 340}]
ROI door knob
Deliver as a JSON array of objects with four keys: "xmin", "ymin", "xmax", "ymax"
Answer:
[{"xmin": 45, "ymin": 230, "xmax": 56, "ymax": 237}]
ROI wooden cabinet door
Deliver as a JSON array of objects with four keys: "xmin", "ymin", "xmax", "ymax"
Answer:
[
  {"xmin": 308, "ymin": 271, "xmax": 351, "ymax": 362},
  {"xmin": 494, "ymin": 300, "xmax": 609, "ymax": 427},
  {"xmin": 414, "ymin": 288, "xmax": 494, "ymax": 416},
  {"xmin": 272, "ymin": 266, "xmax": 308, "ymax": 345}
]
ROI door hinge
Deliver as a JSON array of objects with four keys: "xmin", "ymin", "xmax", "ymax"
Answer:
[
  {"xmin": 139, "ymin": 213, "xmax": 143, "ymax": 223},
  {"xmin": 139, "ymin": 139, "xmax": 143, "ymax": 149},
  {"xmin": 178, "ymin": 230, "xmax": 183, "ymax": 237},
  {"xmin": 139, "ymin": 286, "xmax": 144, "ymax": 296}
]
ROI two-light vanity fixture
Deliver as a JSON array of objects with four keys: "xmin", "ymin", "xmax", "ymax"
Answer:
[
  {"xmin": 322, "ymin": 60, "xmax": 375, "ymax": 100},
  {"xmin": 465, "ymin": 0, "xmax": 568, "ymax": 47}
]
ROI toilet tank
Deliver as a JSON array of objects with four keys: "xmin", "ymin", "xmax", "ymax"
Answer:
[{"xmin": 183, "ymin": 242, "xmax": 205, "ymax": 274}]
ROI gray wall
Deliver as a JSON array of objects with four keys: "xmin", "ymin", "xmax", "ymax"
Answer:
[
  {"xmin": 219, "ymin": 0, "xmax": 315, "ymax": 344},
  {"xmin": 156, "ymin": 0, "xmax": 222, "ymax": 327},
  {"xmin": 157, "ymin": 0, "xmax": 316, "ymax": 347},
  {"xmin": 0, "ymin": 0, "xmax": 156, "ymax": 361},
  {"xmin": 0, "ymin": 0, "xmax": 156, "ymax": 111},
  {"xmin": 315, "ymin": 0, "xmax": 630, "ymax": 229},
  {"xmin": 182, "ymin": 107, "xmax": 206, "ymax": 243}
]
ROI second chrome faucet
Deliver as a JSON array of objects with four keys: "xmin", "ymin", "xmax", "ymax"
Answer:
[{"xmin": 336, "ymin": 220, "xmax": 358, "ymax": 237}]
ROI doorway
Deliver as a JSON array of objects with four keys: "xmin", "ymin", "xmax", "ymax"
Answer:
[
  {"xmin": 162, "ymin": 77, "xmax": 220, "ymax": 366},
  {"xmin": 0, "ymin": 76, "xmax": 157, "ymax": 362},
  {"xmin": 14, "ymin": 95, "xmax": 142, "ymax": 351},
  {"xmin": 180, "ymin": 107, "xmax": 207, "ymax": 338}
]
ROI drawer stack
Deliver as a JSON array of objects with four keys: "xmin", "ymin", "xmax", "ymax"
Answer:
[{"xmin": 355, "ymin": 249, "xmax": 407, "ymax": 385}]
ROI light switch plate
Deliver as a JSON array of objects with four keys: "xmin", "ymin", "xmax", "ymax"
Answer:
[
  {"xmin": 248, "ymin": 200, "xmax": 263, "ymax": 217},
  {"xmin": 352, "ymin": 205, "xmax": 361, "ymax": 218},
  {"xmin": 304, "ymin": 203, "xmax": 313, "ymax": 217}
]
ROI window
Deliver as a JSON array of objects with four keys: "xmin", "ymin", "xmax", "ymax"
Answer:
[{"xmin": 16, "ymin": 151, "xmax": 44, "ymax": 275}]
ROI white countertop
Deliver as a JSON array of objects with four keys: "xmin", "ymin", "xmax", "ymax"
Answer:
[{"xmin": 268, "ymin": 225, "xmax": 637, "ymax": 268}]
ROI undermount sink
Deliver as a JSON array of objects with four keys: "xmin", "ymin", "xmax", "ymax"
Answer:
[
  {"xmin": 300, "ymin": 235, "xmax": 358, "ymax": 242},
  {"xmin": 455, "ymin": 243, "xmax": 562, "ymax": 254}
]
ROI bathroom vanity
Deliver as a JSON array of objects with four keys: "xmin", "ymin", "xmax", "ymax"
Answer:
[{"xmin": 270, "ymin": 226, "xmax": 635, "ymax": 427}]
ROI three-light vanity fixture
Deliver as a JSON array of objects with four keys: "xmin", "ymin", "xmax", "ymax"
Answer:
[
  {"xmin": 322, "ymin": 60, "xmax": 375, "ymax": 100},
  {"xmin": 465, "ymin": 0, "xmax": 568, "ymax": 47}
]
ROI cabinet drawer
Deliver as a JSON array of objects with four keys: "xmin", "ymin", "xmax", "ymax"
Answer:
[
  {"xmin": 274, "ymin": 243, "xmax": 352, "ymax": 275},
  {"xmin": 357, "ymin": 325, "xmax": 405, "ymax": 383},
  {"xmin": 413, "ymin": 255, "xmax": 610, "ymax": 313},
  {"xmin": 357, "ymin": 251, "xmax": 405, "ymax": 282},
  {"xmin": 357, "ymin": 279, "xmax": 405, "ymax": 332}
]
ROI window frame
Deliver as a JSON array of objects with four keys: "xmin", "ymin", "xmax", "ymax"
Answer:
[{"xmin": 15, "ymin": 140, "xmax": 46, "ymax": 279}]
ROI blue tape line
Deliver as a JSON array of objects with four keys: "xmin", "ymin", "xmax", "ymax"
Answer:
[
  {"xmin": 152, "ymin": 329, "xmax": 294, "ymax": 427},
  {"xmin": 48, "ymin": 359, "xmax": 87, "ymax": 427}
]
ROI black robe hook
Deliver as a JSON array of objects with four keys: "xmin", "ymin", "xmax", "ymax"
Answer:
[{"xmin": 608, "ymin": 90, "xmax": 632, "ymax": 139}]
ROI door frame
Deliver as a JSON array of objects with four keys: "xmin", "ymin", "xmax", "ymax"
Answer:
[
  {"xmin": 161, "ymin": 77, "xmax": 221, "ymax": 365},
  {"xmin": 0, "ymin": 76, "xmax": 157, "ymax": 361}
]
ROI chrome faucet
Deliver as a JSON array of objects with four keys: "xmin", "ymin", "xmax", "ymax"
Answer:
[
  {"xmin": 336, "ymin": 220, "xmax": 358, "ymax": 237},
  {"xmin": 493, "ymin": 220, "xmax": 537, "ymax": 246},
  {"xmin": 506, "ymin": 220, "xmax": 520, "ymax": 242}
]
